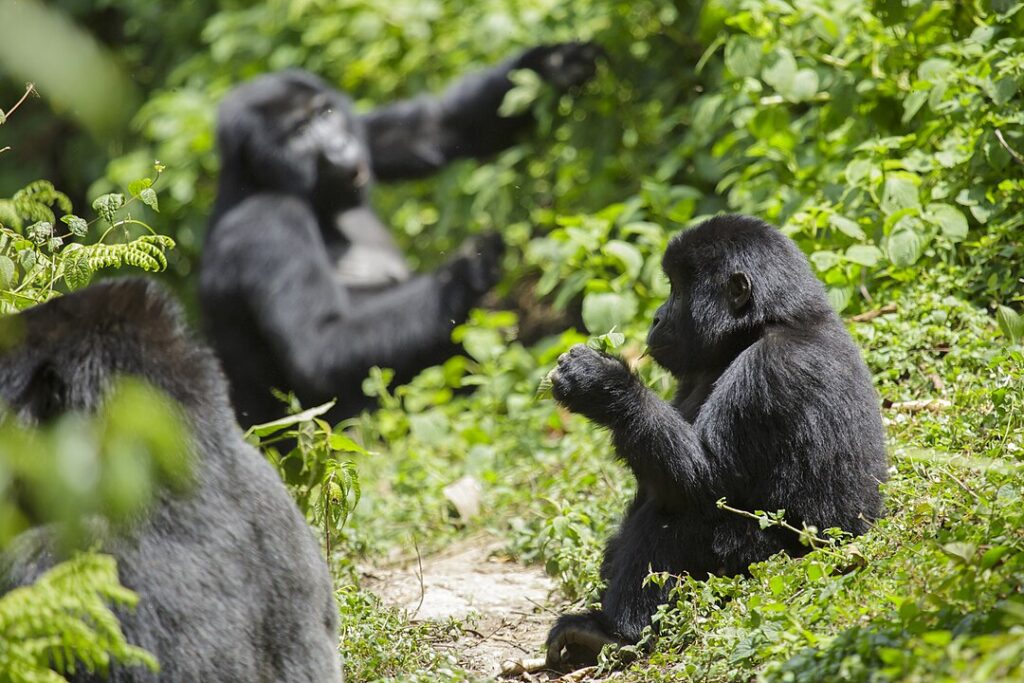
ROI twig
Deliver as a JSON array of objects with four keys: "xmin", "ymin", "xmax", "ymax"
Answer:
[
  {"xmin": 2, "ymin": 83, "xmax": 36, "ymax": 122},
  {"xmin": 499, "ymin": 657, "xmax": 548, "ymax": 677},
  {"xmin": 885, "ymin": 398, "xmax": 952, "ymax": 413},
  {"xmin": 410, "ymin": 537, "xmax": 425, "ymax": 620},
  {"xmin": 717, "ymin": 499, "xmax": 833, "ymax": 550},
  {"xmin": 939, "ymin": 466, "xmax": 981, "ymax": 502},
  {"xmin": 848, "ymin": 303, "xmax": 897, "ymax": 322},
  {"xmin": 995, "ymin": 128, "xmax": 1024, "ymax": 167}
]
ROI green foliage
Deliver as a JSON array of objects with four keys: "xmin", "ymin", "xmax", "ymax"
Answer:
[
  {"xmin": 0, "ymin": 166, "xmax": 175, "ymax": 312},
  {"xmin": 0, "ymin": 377, "xmax": 191, "ymax": 552},
  {"xmin": 246, "ymin": 401, "xmax": 363, "ymax": 556},
  {"xmin": 0, "ymin": 554, "xmax": 158, "ymax": 682},
  {"xmin": 689, "ymin": 0, "xmax": 1024, "ymax": 311}
]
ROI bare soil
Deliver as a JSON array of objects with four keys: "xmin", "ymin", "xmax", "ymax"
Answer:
[{"xmin": 361, "ymin": 536, "xmax": 561, "ymax": 680}]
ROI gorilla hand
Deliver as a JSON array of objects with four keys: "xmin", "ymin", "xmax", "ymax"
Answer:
[
  {"xmin": 439, "ymin": 231, "xmax": 505, "ymax": 318},
  {"xmin": 518, "ymin": 41, "xmax": 604, "ymax": 91},
  {"xmin": 550, "ymin": 344, "xmax": 634, "ymax": 421}
]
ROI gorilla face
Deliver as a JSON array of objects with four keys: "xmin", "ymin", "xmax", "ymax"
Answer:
[
  {"xmin": 278, "ymin": 90, "xmax": 370, "ymax": 191},
  {"xmin": 647, "ymin": 219, "xmax": 775, "ymax": 376},
  {"xmin": 218, "ymin": 70, "xmax": 370, "ymax": 201}
]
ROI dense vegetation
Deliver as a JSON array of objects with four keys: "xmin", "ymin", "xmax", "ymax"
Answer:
[{"xmin": 1, "ymin": 0, "xmax": 1022, "ymax": 680}]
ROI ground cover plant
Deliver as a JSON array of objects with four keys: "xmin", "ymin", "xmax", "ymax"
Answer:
[{"xmin": 1, "ymin": 0, "xmax": 1022, "ymax": 680}]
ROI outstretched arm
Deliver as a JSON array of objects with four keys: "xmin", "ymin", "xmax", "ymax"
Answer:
[
  {"xmin": 361, "ymin": 42, "xmax": 601, "ymax": 182},
  {"xmin": 550, "ymin": 344, "xmax": 726, "ymax": 504},
  {"xmin": 226, "ymin": 199, "xmax": 501, "ymax": 401}
]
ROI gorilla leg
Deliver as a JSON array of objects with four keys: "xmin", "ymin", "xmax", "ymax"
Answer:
[{"xmin": 545, "ymin": 612, "xmax": 625, "ymax": 670}]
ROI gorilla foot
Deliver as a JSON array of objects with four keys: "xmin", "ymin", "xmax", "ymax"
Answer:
[{"xmin": 545, "ymin": 612, "xmax": 629, "ymax": 672}]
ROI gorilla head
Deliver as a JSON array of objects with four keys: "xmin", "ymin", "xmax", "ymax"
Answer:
[
  {"xmin": 648, "ymin": 215, "xmax": 829, "ymax": 375},
  {"xmin": 215, "ymin": 70, "xmax": 370, "ymax": 213}
]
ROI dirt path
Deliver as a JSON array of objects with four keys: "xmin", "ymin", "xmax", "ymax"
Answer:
[{"xmin": 361, "ymin": 536, "xmax": 559, "ymax": 679}]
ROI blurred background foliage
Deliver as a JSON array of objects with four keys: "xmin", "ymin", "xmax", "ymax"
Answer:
[{"xmin": 3, "ymin": 0, "xmax": 1022, "ymax": 323}]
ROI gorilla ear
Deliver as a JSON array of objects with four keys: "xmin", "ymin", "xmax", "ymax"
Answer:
[{"xmin": 727, "ymin": 272, "xmax": 752, "ymax": 312}]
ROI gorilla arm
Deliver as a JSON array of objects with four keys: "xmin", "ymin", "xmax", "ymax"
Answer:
[
  {"xmin": 549, "ymin": 344, "xmax": 734, "ymax": 506},
  {"xmin": 362, "ymin": 42, "xmax": 600, "ymax": 181},
  {"xmin": 223, "ymin": 198, "xmax": 494, "ymax": 402}
]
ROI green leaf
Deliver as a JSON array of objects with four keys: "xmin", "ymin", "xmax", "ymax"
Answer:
[
  {"xmin": 918, "ymin": 58, "xmax": 953, "ymax": 82},
  {"xmin": 61, "ymin": 214, "xmax": 89, "ymax": 237},
  {"xmin": 826, "ymin": 286, "xmax": 852, "ymax": 312},
  {"xmin": 985, "ymin": 77, "xmax": 1017, "ymax": 105},
  {"xmin": 845, "ymin": 245, "xmax": 883, "ymax": 267},
  {"xmin": 582, "ymin": 292, "xmax": 638, "ymax": 335},
  {"xmin": 762, "ymin": 48, "xmax": 797, "ymax": 94},
  {"xmin": 0, "ymin": 254, "xmax": 15, "ymax": 288},
  {"xmin": 925, "ymin": 203, "xmax": 968, "ymax": 242},
  {"xmin": 127, "ymin": 178, "xmax": 152, "ymax": 197},
  {"xmin": 881, "ymin": 174, "xmax": 921, "ymax": 214},
  {"xmin": 725, "ymin": 37, "xmax": 761, "ymax": 78},
  {"xmin": 587, "ymin": 329, "xmax": 626, "ymax": 353},
  {"xmin": 901, "ymin": 90, "xmax": 927, "ymax": 123},
  {"xmin": 941, "ymin": 542, "xmax": 976, "ymax": 564},
  {"xmin": 139, "ymin": 188, "xmax": 159, "ymax": 212},
  {"xmin": 498, "ymin": 68, "xmax": 543, "ymax": 117},
  {"xmin": 26, "ymin": 221, "xmax": 52, "ymax": 245},
  {"xmin": 996, "ymin": 306, "xmax": 1024, "ymax": 344},
  {"xmin": 845, "ymin": 158, "xmax": 873, "ymax": 185},
  {"xmin": 810, "ymin": 250, "xmax": 841, "ymax": 271},
  {"xmin": 604, "ymin": 240, "xmax": 644, "ymax": 280},
  {"xmin": 244, "ymin": 401, "xmax": 336, "ymax": 438},
  {"xmin": 886, "ymin": 227, "xmax": 923, "ymax": 267},
  {"xmin": 62, "ymin": 245, "xmax": 92, "ymax": 290},
  {"xmin": 460, "ymin": 327, "xmax": 504, "ymax": 363},
  {"xmin": 787, "ymin": 69, "xmax": 819, "ymax": 102},
  {"xmin": 829, "ymin": 214, "xmax": 866, "ymax": 240},
  {"xmin": 92, "ymin": 193, "xmax": 125, "ymax": 223},
  {"xmin": 328, "ymin": 432, "xmax": 368, "ymax": 455}
]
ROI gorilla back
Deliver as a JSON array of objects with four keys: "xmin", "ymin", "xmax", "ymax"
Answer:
[{"xmin": 0, "ymin": 280, "xmax": 340, "ymax": 682}]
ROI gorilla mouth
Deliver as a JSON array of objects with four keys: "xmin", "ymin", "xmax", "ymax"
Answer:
[{"xmin": 645, "ymin": 344, "xmax": 680, "ymax": 369}]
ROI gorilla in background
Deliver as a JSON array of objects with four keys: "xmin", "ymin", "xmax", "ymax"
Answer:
[
  {"xmin": 544, "ymin": 216, "xmax": 888, "ymax": 669},
  {"xmin": 201, "ymin": 43, "xmax": 602, "ymax": 426},
  {"xmin": 0, "ymin": 280, "xmax": 340, "ymax": 682}
]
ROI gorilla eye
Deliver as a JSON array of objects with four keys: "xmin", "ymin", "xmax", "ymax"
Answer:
[{"xmin": 727, "ymin": 272, "xmax": 752, "ymax": 311}]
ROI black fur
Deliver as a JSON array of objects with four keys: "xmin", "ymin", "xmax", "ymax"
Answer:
[
  {"xmin": 545, "ymin": 215, "xmax": 888, "ymax": 668},
  {"xmin": 0, "ymin": 279, "xmax": 340, "ymax": 682},
  {"xmin": 200, "ymin": 43, "xmax": 601, "ymax": 426}
]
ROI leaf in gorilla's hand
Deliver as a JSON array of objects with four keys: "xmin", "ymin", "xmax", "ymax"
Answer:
[
  {"xmin": 587, "ymin": 328, "xmax": 626, "ymax": 354},
  {"xmin": 536, "ymin": 367, "xmax": 556, "ymax": 400}
]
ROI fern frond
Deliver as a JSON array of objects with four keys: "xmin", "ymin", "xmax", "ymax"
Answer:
[
  {"xmin": 82, "ymin": 234, "xmax": 176, "ymax": 274},
  {"xmin": 0, "ymin": 553, "xmax": 159, "ymax": 682}
]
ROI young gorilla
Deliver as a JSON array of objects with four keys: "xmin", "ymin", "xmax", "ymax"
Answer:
[
  {"xmin": 545, "ymin": 215, "xmax": 888, "ymax": 668},
  {"xmin": 201, "ymin": 43, "xmax": 601, "ymax": 426},
  {"xmin": 0, "ymin": 280, "xmax": 340, "ymax": 682}
]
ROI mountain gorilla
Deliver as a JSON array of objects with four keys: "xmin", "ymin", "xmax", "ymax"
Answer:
[
  {"xmin": 545, "ymin": 215, "xmax": 888, "ymax": 668},
  {"xmin": 201, "ymin": 43, "xmax": 601, "ymax": 426},
  {"xmin": 0, "ymin": 280, "xmax": 340, "ymax": 682}
]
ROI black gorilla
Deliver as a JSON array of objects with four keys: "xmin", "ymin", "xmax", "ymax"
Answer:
[
  {"xmin": 200, "ymin": 43, "xmax": 601, "ymax": 426},
  {"xmin": 545, "ymin": 215, "xmax": 888, "ymax": 668},
  {"xmin": 0, "ymin": 280, "xmax": 340, "ymax": 682}
]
